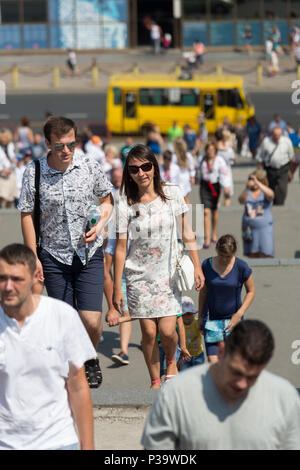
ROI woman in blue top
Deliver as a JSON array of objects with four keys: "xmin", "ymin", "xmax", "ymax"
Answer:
[
  {"xmin": 239, "ymin": 170, "xmax": 275, "ymax": 258},
  {"xmin": 198, "ymin": 235, "xmax": 255, "ymax": 363}
]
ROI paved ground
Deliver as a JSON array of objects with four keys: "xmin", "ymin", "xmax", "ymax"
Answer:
[{"xmin": 0, "ymin": 48, "xmax": 298, "ymax": 93}]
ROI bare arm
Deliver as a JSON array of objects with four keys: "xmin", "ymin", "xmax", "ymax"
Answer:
[
  {"xmin": 225, "ymin": 274, "xmax": 255, "ymax": 332},
  {"xmin": 104, "ymin": 253, "xmax": 120, "ymax": 326},
  {"xmin": 113, "ymin": 234, "xmax": 127, "ymax": 313},
  {"xmin": 177, "ymin": 315, "xmax": 191, "ymax": 362},
  {"xmin": 21, "ymin": 211, "xmax": 44, "ymax": 286},
  {"xmin": 67, "ymin": 365, "xmax": 94, "ymax": 450},
  {"xmin": 197, "ymin": 284, "xmax": 208, "ymax": 331}
]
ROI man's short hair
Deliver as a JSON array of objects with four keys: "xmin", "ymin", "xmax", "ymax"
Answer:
[
  {"xmin": 0, "ymin": 244, "xmax": 36, "ymax": 276},
  {"xmin": 224, "ymin": 320, "xmax": 275, "ymax": 365},
  {"xmin": 43, "ymin": 116, "xmax": 77, "ymax": 142}
]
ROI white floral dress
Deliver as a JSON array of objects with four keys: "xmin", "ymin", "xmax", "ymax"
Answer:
[{"xmin": 116, "ymin": 184, "xmax": 188, "ymax": 318}]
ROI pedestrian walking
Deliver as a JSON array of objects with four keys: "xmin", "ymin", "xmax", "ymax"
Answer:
[
  {"xmin": 196, "ymin": 142, "xmax": 231, "ymax": 248},
  {"xmin": 150, "ymin": 22, "xmax": 162, "ymax": 55},
  {"xmin": 141, "ymin": 319, "xmax": 300, "ymax": 450},
  {"xmin": 0, "ymin": 128, "xmax": 18, "ymax": 209},
  {"xmin": 18, "ymin": 116, "xmax": 113, "ymax": 388},
  {"xmin": 245, "ymin": 116, "xmax": 263, "ymax": 159},
  {"xmin": 239, "ymin": 171, "xmax": 275, "ymax": 258},
  {"xmin": 159, "ymin": 150, "xmax": 180, "ymax": 185},
  {"xmin": 113, "ymin": 144, "xmax": 204, "ymax": 388},
  {"xmin": 0, "ymin": 243, "xmax": 96, "ymax": 450},
  {"xmin": 172, "ymin": 137, "xmax": 196, "ymax": 204},
  {"xmin": 256, "ymin": 126, "xmax": 295, "ymax": 205},
  {"xmin": 67, "ymin": 49, "xmax": 77, "ymax": 75},
  {"xmin": 198, "ymin": 234, "xmax": 255, "ymax": 363}
]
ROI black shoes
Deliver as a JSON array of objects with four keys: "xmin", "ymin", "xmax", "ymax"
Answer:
[{"xmin": 85, "ymin": 358, "xmax": 102, "ymax": 388}]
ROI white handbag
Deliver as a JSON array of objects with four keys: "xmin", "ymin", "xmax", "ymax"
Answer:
[{"xmin": 170, "ymin": 200, "xmax": 195, "ymax": 292}]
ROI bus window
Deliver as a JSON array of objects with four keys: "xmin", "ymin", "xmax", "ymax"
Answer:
[
  {"xmin": 113, "ymin": 87, "xmax": 121, "ymax": 105},
  {"xmin": 218, "ymin": 88, "xmax": 243, "ymax": 109},
  {"xmin": 180, "ymin": 88, "xmax": 199, "ymax": 106},
  {"xmin": 229, "ymin": 88, "xmax": 243, "ymax": 109},
  {"xmin": 124, "ymin": 92, "xmax": 137, "ymax": 118},
  {"xmin": 140, "ymin": 88, "xmax": 167, "ymax": 106}
]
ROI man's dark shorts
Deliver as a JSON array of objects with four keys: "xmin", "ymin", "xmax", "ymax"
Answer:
[{"xmin": 39, "ymin": 247, "xmax": 104, "ymax": 311}]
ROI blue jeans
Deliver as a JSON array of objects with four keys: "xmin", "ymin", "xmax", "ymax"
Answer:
[{"xmin": 179, "ymin": 353, "xmax": 205, "ymax": 371}]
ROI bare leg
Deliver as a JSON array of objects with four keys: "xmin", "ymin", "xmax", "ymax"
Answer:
[
  {"xmin": 139, "ymin": 318, "xmax": 161, "ymax": 388},
  {"xmin": 208, "ymin": 355, "xmax": 218, "ymax": 363},
  {"xmin": 211, "ymin": 209, "xmax": 219, "ymax": 242},
  {"xmin": 204, "ymin": 208, "xmax": 211, "ymax": 245},
  {"xmin": 119, "ymin": 317, "xmax": 132, "ymax": 356},
  {"xmin": 78, "ymin": 309, "xmax": 102, "ymax": 349},
  {"xmin": 158, "ymin": 315, "xmax": 178, "ymax": 377}
]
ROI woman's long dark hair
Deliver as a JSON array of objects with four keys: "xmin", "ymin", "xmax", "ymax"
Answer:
[{"xmin": 121, "ymin": 144, "xmax": 168, "ymax": 205}]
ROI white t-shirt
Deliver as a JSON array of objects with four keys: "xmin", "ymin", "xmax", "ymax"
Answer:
[
  {"xmin": 0, "ymin": 296, "xmax": 96, "ymax": 450},
  {"xmin": 172, "ymin": 152, "xmax": 195, "ymax": 197},
  {"xmin": 141, "ymin": 364, "xmax": 300, "ymax": 450}
]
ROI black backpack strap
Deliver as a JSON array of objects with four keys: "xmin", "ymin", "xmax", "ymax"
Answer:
[{"xmin": 33, "ymin": 160, "xmax": 41, "ymax": 251}]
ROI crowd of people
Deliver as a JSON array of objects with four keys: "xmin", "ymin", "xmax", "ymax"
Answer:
[{"xmin": 0, "ymin": 111, "xmax": 299, "ymax": 450}]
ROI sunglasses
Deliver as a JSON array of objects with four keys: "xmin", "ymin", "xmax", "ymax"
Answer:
[
  {"xmin": 53, "ymin": 141, "xmax": 77, "ymax": 152},
  {"xmin": 128, "ymin": 162, "xmax": 153, "ymax": 175}
]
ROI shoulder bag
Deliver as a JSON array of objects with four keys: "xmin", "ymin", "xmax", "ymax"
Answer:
[{"xmin": 169, "ymin": 198, "xmax": 195, "ymax": 292}]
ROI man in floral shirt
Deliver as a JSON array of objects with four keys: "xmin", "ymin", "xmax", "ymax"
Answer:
[{"xmin": 18, "ymin": 116, "xmax": 113, "ymax": 388}]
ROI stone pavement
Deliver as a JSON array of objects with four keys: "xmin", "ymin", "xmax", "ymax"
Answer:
[{"xmin": 0, "ymin": 48, "xmax": 298, "ymax": 93}]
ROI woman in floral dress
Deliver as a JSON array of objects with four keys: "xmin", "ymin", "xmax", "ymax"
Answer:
[{"xmin": 113, "ymin": 144, "xmax": 204, "ymax": 388}]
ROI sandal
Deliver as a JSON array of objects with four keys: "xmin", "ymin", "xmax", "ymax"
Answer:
[
  {"xmin": 85, "ymin": 358, "xmax": 103, "ymax": 389},
  {"xmin": 151, "ymin": 378, "xmax": 161, "ymax": 389},
  {"xmin": 203, "ymin": 243, "xmax": 210, "ymax": 249},
  {"xmin": 164, "ymin": 375, "xmax": 176, "ymax": 383}
]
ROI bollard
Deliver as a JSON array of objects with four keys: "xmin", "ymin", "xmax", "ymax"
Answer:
[
  {"xmin": 53, "ymin": 66, "xmax": 60, "ymax": 88},
  {"xmin": 12, "ymin": 66, "xmax": 18, "ymax": 88},
  {"xmin": 257, "ymin": 62, "xmax": 263, "ymax": 86},
  {"xmin": 92, "ymin": 65, "xmax": 99, "ymax": 87},
  {"xmin": 216, "ymin": 64, "xmax": 222, "ymax": 76},
  {"xmin": 297, "ymin": 64, "xmax": 300, "ymax": 81},
  {"xmin": 133, "ymin": 63, "xmax": 139, "ymax": 74}
]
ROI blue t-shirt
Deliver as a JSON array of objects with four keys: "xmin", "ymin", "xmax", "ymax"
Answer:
[{"xmin": 202, "ymin": 257, "xmax": 252, "ymax": 320}]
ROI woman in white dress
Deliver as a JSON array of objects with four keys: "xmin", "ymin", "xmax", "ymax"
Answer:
[
  {"xmin": 113, "ymin": 144, "xmax": 204, "ymax": 388},
  {"xmin": 172, "ymin": 137, "xmax": 196, "ymax": 204}
]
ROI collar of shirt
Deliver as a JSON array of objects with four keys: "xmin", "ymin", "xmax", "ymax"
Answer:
[{"xmin": 41, "ymin": 149, "xmax": 84, "ymax": 176}]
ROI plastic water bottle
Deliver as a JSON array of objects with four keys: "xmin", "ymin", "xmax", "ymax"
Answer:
[{"xmin": 87, "ymin": 204, "xmax": 101, "ymax": 227}]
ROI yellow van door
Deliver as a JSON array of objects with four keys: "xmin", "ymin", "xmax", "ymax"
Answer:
[{"xmin": 122, "ymin": 91, "xmax": 138, "ymax": 133}]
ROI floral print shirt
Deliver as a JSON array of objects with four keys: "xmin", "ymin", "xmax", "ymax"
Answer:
[{"xmin": 18, "ymin": 149, "xmax": 113, "ymax": 265}]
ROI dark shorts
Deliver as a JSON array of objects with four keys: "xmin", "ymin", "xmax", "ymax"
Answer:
[
  {"xmin": 200, "ymin": 181, "xmax": 221, "ymax": 210},
  {"xmin": 39, "ymin": 247, "xmax": 104, "ymax": 312}
]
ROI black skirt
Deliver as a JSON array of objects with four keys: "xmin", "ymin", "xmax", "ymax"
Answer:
[{"xmin": 200, "ymin": 180, "xmax": 221, "ymax": 210}]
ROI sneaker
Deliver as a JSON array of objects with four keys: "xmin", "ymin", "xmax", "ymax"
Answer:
[
  {"xmin": 111, "ymin": 352, "xmax": 130, "ymax": 365},
  {"xmin": 84, "ymin": 358, "xmax": 103, "ymax": 388}
]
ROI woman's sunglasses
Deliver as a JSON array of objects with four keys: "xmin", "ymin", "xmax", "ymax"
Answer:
[
  {"xmin": 54, "ymin": 141, "xmax": 77, "ymax": 152},
  {"xmin": 128, "ymin": 162, "xmax": 153, "ymax": 175}
]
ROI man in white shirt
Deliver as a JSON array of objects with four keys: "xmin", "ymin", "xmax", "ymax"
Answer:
[
  {"xmin": 142, "ymin": 320, "xmax": 300, "ymax": 450},
  {"xmin": 0, "ymin": 243, "xmax": 96, "ymax": 450},
  {"xmin": 256, "ymin": 126, "xmax": 295, "ymax": 205}
]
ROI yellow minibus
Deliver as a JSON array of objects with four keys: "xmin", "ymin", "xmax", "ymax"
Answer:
[{"xmin": 106, "ymin": 72, "xmax": 255, "ymax": 135}]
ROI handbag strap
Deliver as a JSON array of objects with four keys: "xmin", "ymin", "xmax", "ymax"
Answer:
[
  {"xmin": 33, "ymin": 160, "xmax": 41, "ymax": 249},
  {"xmin": 169, "ymin": 197, "xmax": 181, "ymax": 264}
]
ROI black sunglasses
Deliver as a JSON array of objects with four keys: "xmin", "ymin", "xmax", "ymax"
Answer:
[
  {"xmin": 53, "ymin": 141, "xmax": 77, "ymax": 152},
  {"xmin": 128, "ymin": 162, "xmax": 153, "ymax": 175}
]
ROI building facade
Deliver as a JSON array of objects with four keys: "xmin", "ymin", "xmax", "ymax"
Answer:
[{"xmin": 0, "ymin": 0, "xmax": 299, "ymax": 51}]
